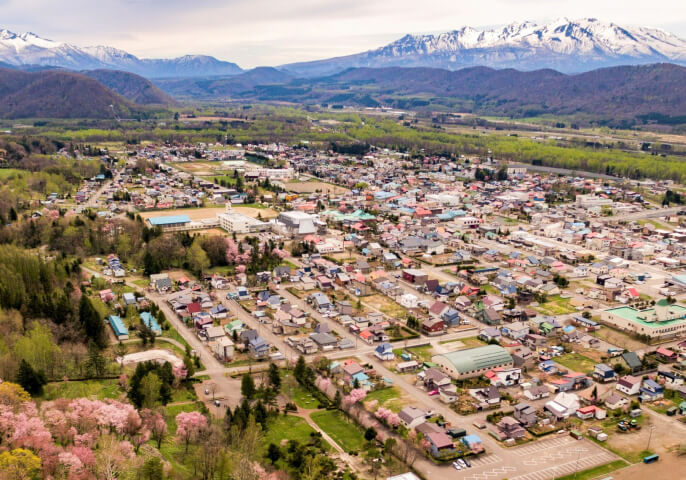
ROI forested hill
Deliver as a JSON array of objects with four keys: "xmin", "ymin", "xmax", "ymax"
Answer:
[{"xmin": 0, "ymin": 69, "xmax": 163, "ymax": 118}]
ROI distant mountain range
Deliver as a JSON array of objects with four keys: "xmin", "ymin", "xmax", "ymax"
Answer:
[
  {"xmin": 0, "ymin": 29, "xmax": 243, "ymax": 78},
  {"xmin": 282, "ymin": 18, "xmax": 686, "ymax": 76},
  {"xmin": 154, "ymin": 63, "xmax": 686, "ymax": 125},
  {"xmin": 3, "ymin": 19, "xmax": 686, "ymax": 79}
]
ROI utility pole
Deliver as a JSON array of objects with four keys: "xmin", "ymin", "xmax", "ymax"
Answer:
[
  {"xmin": 646, "ymin": 425, "xmax": 656, "ymax": 452},
  {"xmin": 573, "ymin": 448, "xmax": 582, "ymax": 480}
]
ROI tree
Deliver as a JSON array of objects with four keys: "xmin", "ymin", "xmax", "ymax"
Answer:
[
  {"xmin": 268, "ymin": 363, "xmax": 281, "ymax": 390},
  {"xmin": 79, "ymin": 295, "xmax": 107, "ymax": 348},
  {"xmin": 333, "ymin": 390, "xmax": 342, "ymax": 409},
  {"xmin": 15, "ymin": 360, "xmax": 46, "ymax": 396},
  {"xmin": 141, "ymin": 457, "xmax": 163, "ymax": 480},
  {"xmin": 294, "ymin": 355, "xmax": 307, "ymax": 384},
  {"xmin": 175, "ymin": 411, "xmax": 207, "ymax": 454},
  {"xmin": 241, "ymin": 373, "xmax": 256, "ymax": 400},
  {"xmin": 0, "ymin": 382, "xmax": 30, "ymax": 407},
  {"xmin": 87, "ymin": 341, "xmax": 107, "ymax": 377},
  {"xmin": 186, "ymin": 240, "xmax": 210, "ymax": 276},
  {"xmin": 364, "ymin": 427, "xmax": 378, "ymax": 442},
  {"xmin": 496, "ymin": 166, "xmax": 508, "ymax": 181},
  {"xmin": 142, "ymin": 409, "xmax": 168, "ymax": 449},
  {"xmin": 0, "ymin": 448, "xmax": 41, "ymax": 480},
  {"xmin": 267, "ymin": 443, "xmax": 281, "ymax": 465},
  {"xmin": 140, "ymin": 372, "xmax": 162, "ymax": 408}
]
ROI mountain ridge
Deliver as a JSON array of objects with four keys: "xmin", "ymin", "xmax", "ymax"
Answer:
[
  {"xmin": 280, "ymin": 18, "xmax": 686, "ymax": 76},
  {"xmin": 0, "ymin": 29, "xmax": 243, "ymax": 78}
]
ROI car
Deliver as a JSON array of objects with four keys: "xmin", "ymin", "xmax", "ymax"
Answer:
[
  {"xmin": 452, "ymin": 462, "xmax": 462, "ymax": 470},
  {"xmin": 428, "ymin": 390, "xmax": 439, "ymax": 396},
  {"xmin": 557, "ymin": 429, "xmax": 566, "ymax": 435},
  {"xmin": 463, "ymin": 458, "xmax": 471, "ymax": 468},
  {"xmin": 457, "ymin": 459, "xmax": 467, "ymax": 468},
  {"xmin": 214, "ymin": 400, "xmax": 221, "ymax": 407},
  {"xmin": 204, "ymin": 389, "xmax": 209, "ymax": 395}
]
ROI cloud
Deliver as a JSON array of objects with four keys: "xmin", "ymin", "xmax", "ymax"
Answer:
[{"xmin": 2, "ymin": 0, "xmax": 686, "ymax": 67}]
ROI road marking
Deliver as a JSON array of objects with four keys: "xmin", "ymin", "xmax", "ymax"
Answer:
[{"xmin": 510, "ymin": 452, "xmax": 617, "ymax": 480}]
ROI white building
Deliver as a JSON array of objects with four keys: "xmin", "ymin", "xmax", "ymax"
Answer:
[
  {"xmin": 217, "ymin": 205, "xmax": 269, "ymax": 233},
  {"xmin": 576, "ymin": 194, "xmax": 612, "ymax": 208}
]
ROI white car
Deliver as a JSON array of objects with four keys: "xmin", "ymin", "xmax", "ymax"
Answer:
[{"xmin": 452, "ymin": 461, "xmax": 462, "ymax": 470}]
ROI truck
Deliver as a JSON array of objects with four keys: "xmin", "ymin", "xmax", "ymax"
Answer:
[
  {"xmin": 570, "ymin": 430, "xmax": 583, "ymax": 440},
  {"xmin": 607, "ymin": 348, "xmax": 623, "ymax": 358}
]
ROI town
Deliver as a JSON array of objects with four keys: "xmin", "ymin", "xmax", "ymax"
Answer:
[{"xmin": 28, "ymin": 139, "xmax": 686, "ymax": 480}]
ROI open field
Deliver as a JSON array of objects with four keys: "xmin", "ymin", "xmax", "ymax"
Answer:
[
  {"xmin": 590, "ymin": 326, "xmax": 647, "ymax": 351},
  {"xmin": 310, "ymin": 409, "xmax": 366, "ymax": 452},
  {"xmin": 534, "ymin": 295, "xmax": 577, "ymax": 315},
  {"xmin": 139, "ymin": 206, "xmax": 277, "ymax": 221},
  {"xmin": 262, "ymin": 415, "xmax": 323, "ymax": 451},
  {"xmin": 286, "ymin": 180, "xmax": 350, "ymax": 195},
  {"xmin": 555, "ymin": 353, "xmax": 597, "ymax": 374},
  {"xmin": 364, "ymin": 294, "xmax": 408, "ymax": 318},
  {"xmin": 42, "ymin": 379, "xmax": 122, "ymax": 401}
]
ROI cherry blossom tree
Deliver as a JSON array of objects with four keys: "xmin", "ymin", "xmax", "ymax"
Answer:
[
  {"xmin": 343, "ymin": 388, "xmax": 366, "ymax": 408},
  {"xmin": 141, "ymin": 409, "xmax": 167, "ymax": 449},
  {"xmin": 175, "ymin": 411, "xmax": 207, "ymax": 453}
]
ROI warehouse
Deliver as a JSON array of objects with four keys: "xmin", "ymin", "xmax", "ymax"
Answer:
[{"xmin": 432, "ymin": 345, "xmax": 513, "ymax": 380}]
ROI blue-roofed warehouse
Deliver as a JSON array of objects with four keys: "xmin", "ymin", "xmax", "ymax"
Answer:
[
  {"xmin": 146, "ymin": 215, "xmax": 191, "ymax": 229},
  {"xmin": 140, "ymin": 311, "xmax": 162, "ymax": 336},
  {"xmin": 107, "ymin": 315, "xmax": 129, "ymax": 340}
]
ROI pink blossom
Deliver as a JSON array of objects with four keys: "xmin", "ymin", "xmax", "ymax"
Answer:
[
  {"xmin": 175, "ymin": 411, "xmax": 207, "ymax": 451},
  {"xmin": 343, "ymin": 388, "xmax": 366, "ymax": 407}
]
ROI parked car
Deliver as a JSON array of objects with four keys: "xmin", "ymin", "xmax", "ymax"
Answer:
[
  {"xmin": 428, "ymin": 390, "xmax": 438, "ymax": 396},
  {"xmin": 452, "ymin": 462, "xmax": 462, "ymax": 470}
]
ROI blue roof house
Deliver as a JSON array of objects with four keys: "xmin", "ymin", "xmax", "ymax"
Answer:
[
  {"xmin": 107, "ymin": 315, "xmax": 129, "ymax": 340},
  {"xmin": 140, "ymin": 311, "xmax": 162, "ymax": 336},
  {"xmin": 374, "ymin": 343, "xmax": 395, "ymax": 361}
]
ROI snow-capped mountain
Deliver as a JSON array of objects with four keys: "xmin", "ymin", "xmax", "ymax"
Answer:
[
  {"xmin": 0, "ymin": 29, "xmax": 243, "ymax": 78},
  {"xmin": 282, "ymin": 18, "xmax": 686, "ymax": 77}
]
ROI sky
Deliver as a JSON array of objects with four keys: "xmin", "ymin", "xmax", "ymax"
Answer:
[{"xmin": 3, "ymin": 0, "xmax": 686, "ymax": 67}]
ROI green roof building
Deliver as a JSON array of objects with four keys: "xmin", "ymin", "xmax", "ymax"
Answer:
[{"xmin": 432, "ymin": 345, "xmax": 513, "ymax": 380}]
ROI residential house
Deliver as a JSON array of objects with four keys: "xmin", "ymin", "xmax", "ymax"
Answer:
[
  {"xmin": 374, "ymin": 343, "xmax": 395, "ymax": 361},
  {"xmin": 213, "ymin": 336, "xmax": 235, "ymax": 362},
  {"xmin": 425, "ymin": 432, "xmax": 455, "ymax": 457},
  {"xmin": 479, "ymin": 327, "xmax": 502, "ymax": 343},
  {"xmin": 421, "ymin": 317, "xmax": 445, "ymax": 335},
  {"xmin": 593, "ymin": 363, "xmax": 617, "ymax": 383},
  {"xmin": 496, "ymin": 416, "xmax": 527, "ymax": 440},
  {"xmin": 398, "ymin": 406, "xmax": 427, "ymax": 429},
  {"xmin": 639, "ymin": 379, "xmax": 664, "ymax": 402},
  {"xmin": 616, "ymin": 375, "xmax": 641, "ymax": 396},
  {"xmin": 604, "ymin": 392, "xmax": 629, "ymax": 411},
  {"xmin": 545, "ymin": 392, "xmax": 580, "ymax": 420},
  {"xmin": 513, "ymin": 403, "xmax": 538, "ymax": 427}
]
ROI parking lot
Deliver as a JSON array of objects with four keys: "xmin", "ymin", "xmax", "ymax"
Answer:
[{"xmin": 457, "ymin": 436, "xmax": 618, "ymax": 480}]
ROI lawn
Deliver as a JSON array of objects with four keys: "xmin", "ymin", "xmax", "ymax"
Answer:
[
  {"xmin": 407, "ymin": 345, "xmax": 435, "ymax": 362},
  {"xmin": 162, "ymin": 323, "xmax": 191, "ymax": 351},
  {"xmin": 42, "ymin": 379, "xmax": 122, "ymax": 401},
  {"xmin": 555, "ymin": 353, "xmax": 597, "ymax": 373},
  {"xmin": 310, "ymin": 410, "xmax": 366, "ymax": 452},
  {"xmin": 262, "ymin": 415, "xmax": 326, "ymax": 451},
  {"xmin": 364, "ymin": 295, "xmax": 408, "ymax": 319},
  {"xmin": 556, "ymin": 460, "xmax": 628, "ymax": 480},
  {"xmin": 439, "ymin": 336, "xmax": 486, "ymax": 349},
  {"xmin": 535, "ymin": 295, "xmax": 577, "ymax": 315},
  {"xmin": 365, "ymin": 387, "xmax": 405, "ymax": 412}
]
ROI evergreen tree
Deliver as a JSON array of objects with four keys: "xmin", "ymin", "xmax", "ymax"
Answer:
[
  {"xmin": 16, "ymin": 359, "xmax": 47, "ymax": 396},
  {"xmin": 241, "ymin": 373, "xmax": 256, "ymax": 400},
  {"xmin": 268, "ymin": 363, "xmax": 281, "ymax": 390},
  {"xmin": 79, "ymin": 296, "xmax": 106, "ymax": 348}
]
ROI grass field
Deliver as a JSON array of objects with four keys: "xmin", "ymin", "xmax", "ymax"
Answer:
[
  {"xmin": 365, "ymin": 387, "xmax": 406, "ymax": 412},
  {"xmin": 439, "ymin": 336, "xmax": 486, "ymax": 349},
  {"xmin": 535, "ymin": 295, "xmax": 577, "ymax": 315},
  {"xmin": 42, "ymin": 379, "xmax": 122, "ymax": 401},
  {"xmin": 555, "ymin": 353, "xmax": 597, "ymax": 373},
  {"xmin": 310, "ymin": 409, "xmax": 366, "ymax": 452},
  {"xmin": 364, "ymin": 294, "xmax": 408, "ymax": 319},
  {"xmin": 262, "ymin": 415, "xmax": 321, "ymax": 451},
  {"xmin": 556, "ymin": 460, "xmax": 628, "ymax": 480}
]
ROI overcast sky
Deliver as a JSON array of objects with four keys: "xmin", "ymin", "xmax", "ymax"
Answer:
[{"xmin": 4, "ymin": 0, "xmax": 686, "ymax": 67}]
